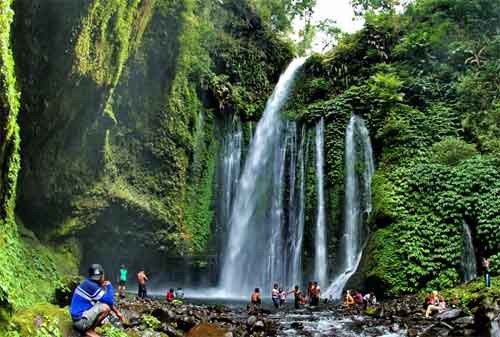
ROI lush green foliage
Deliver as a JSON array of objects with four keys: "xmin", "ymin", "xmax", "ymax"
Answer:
[{"xmin": 293, "ymin": 0, "xmax": 500, "ymax": 295}]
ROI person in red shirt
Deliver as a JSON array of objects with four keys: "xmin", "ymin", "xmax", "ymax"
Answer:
[{"xmin": 166, "ymin": 288, "xmax": 175, "ymax": 303}]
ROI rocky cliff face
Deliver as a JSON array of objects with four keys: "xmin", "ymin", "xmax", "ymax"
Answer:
[{"xmin": 0, "ymin": 0, "xmax": 292, "ymax": 300}]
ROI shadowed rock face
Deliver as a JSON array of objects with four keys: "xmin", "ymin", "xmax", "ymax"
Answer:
[{"xmin": 10, "ymin": 0, "xmax": 293, "ymax": 276}]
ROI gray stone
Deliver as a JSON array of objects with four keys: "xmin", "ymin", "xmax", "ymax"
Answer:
[
  {"xmin": 246, "ymin": 315, "xmax": 257, "ymax": 327},
  {"xmin": 437, "ymin": 309, "xmax": 463, "ymax": 321}
]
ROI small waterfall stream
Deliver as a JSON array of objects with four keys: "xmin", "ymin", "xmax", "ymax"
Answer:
[
  {"xmin": 491, "ymin": 319, "xmax": 500, "ymax": 337},
  {"xmin": 461, "ymin": 220, "xmax": 477, "ymax": 282},
  {"xmin": 219, "ymin": 58, "xmax": 306, "ymax": 296},
  {"xmin": 326, "ymin": 115, "xmax": 374, "ymax": 299},
  {"xmin": 291, "ymin": 126, "xmax": 307, "ymax": 287},
  {"xmin": 217, "ymin": 118, "xmax": 243, "ymax": 236},
  {"xmin": 314, "ymin": 117, "xmax": 328, "ymax": 287}
]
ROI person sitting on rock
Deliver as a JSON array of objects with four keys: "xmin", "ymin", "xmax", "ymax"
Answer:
[
  {"xmin": 363, "ymin": 291, "xmax": 377, "ymax": 308},
  {"xmin": 70, "ymin": 264, "xmax": 125, "ymax": 337},
  {"xmin": 166, "ymin": 288, "xmax": 175, "ymax": 303},
  {"xmin": 344, "ymin": 290, "xmax": 355, "ymax": 307},
  {"xmin": 251, "ymin": 288, "xmax": 261, "ymax": 306},
  {"xmin": 425, "ymin": 290, "xmax": 446, "ymax": 318},
  {"xmin": 353, "ymin": 290, "xmax": 364, "ymax": 305}
]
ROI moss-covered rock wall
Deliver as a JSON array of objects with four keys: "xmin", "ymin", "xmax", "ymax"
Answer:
[{"xmin": 10, "ymin": 0, "xmax": 292, "ymax": 277}]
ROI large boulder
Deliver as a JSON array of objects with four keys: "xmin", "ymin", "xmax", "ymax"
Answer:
[{"xmin": 186, "ymin": 323, "xmax": 227, "ymax": 337}]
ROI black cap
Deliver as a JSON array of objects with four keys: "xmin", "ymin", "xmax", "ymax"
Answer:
[{"xmin": 89, "ymin": 264, "xmax": 104, "ymax": 281}]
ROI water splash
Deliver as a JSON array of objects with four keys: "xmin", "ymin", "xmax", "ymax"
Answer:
[
  {"xmin": 314, "ymin": 117, "xmax": 328, "ymax": 287},
  {"xmin": 219, "ymin": 58, "xmax": 307, "ymax": 296},
  {"xmin": 325, "ymin": 115, "xmax": 374, "ymax": 299}
]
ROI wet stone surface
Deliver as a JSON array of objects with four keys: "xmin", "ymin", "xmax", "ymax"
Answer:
[{"xmin": 98, "ymin": 296, "xmax": 482, "ymax": 337}]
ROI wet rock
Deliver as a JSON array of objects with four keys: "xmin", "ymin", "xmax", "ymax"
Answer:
[
  {"xmin": 247, "ymin": 315, "xmax": 257, "ymax": 327},
  {"xmin": 186, "ymin": 323, "xmax": 227, "ymax": 337},
  {"xmin": 290, "ymin": 322, "xmax": 303, "ymax": 329},
  {"xmin": 437, "ymin": 309, "xmax": 463, "ymax": 321},
  {"xmin": 391, "ymin": 323, "xmax": 400, "ymax": 332},
  {"xmin": 177, "ymin": 316, "xmax": 197, "ymax": 331},
  {"xmin": 253, "ymin": 320, "xmax": 265, "ymax": 330},
  {"xmin": 160, "ymin": 323, "xmax": 183, "ymax": 337},
  {"xmin": 452, "ymin": 315, "xmax": 474, "ymax": 327}
]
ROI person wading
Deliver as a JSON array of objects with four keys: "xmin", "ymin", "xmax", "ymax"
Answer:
[
  {"xmin": 311, "ymin": 281, "xmax": 321, "ymax": 306},
  {"xmin": 70, "ymin": 264, "xmax": 125, "ymax": 337},
  {"xmin": 137, "ymin": 269, "xmax": 149, "ymax": 299},
  {"xmin": 271, "ymin": 283, "xmax": 280, "ymax": 308},
  {"xmin": 293, "ymin": 286, "xmax": 304, "ymax": 309},
  {"xmin": 251, "ymin": 288, "xmax": 261, "ymax": 306}
]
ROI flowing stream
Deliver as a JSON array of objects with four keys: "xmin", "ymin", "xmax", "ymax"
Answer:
[
  {"xmin": 461, "ymin": 220, "xmax": 477, "ymax": 282},
  {"xmin": 219, "ymin": 58, "xmax": 306, "ymax": 297},
  {"xmin": 326, "ymin": 115, "xmax": 374, "ymax": 299},
  {"xmin": 314, "ymin": 118, "xmax": 328, "ymax": 287}
]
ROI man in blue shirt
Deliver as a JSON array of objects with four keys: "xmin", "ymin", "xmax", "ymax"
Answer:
[{"xmin": 70, "ymin": 264, "xmax": 125, "ymax": 337}]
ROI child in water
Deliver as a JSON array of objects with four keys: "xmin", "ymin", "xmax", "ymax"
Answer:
[{"xmin": 279, "ymin": 288, "xmax": 287, "ymax": 306}]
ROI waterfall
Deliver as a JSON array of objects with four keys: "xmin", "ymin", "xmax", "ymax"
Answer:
[
  {"xmin": 314, "ymin": 118, "xmax": 328, "ymax": 287},
  {"xmin": 491, "ymin": 319, "xmax": 500, "ymax": 337},
  {"xmin": 461, "ymin": 220, "xmax": 477, "ymax": 282},
  {"xmin": 216, "ymin": 117, "xmax": 243, "ymax": 249},
  {"xmin": 325, "ymin": 115, "xmax": 374, "ymax": 299},
  {"xmin": 291, "ymin": 126, "xmax": 307, "ymax": 287},
  {"xmin": 219, "ymin": 58, "xmax": 306, "ymax": 297}
]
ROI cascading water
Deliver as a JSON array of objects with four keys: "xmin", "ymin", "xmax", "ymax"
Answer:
[
  {"xmin": 314, "ymin": 118, "xmax": 328, "ymax": 287},
  {"xmin": 325, "ymin": 115, "xmax": 374, "ymax": 299},
  {"xmin": 290, "ymin": 126, "xmax": 307, "ymax": 288},
  {"xmin": 491, "ymin": 319, "xmax": 500, "ymax": 337},
  {"xmin": 219, "ymin": 58, "xmax": 306, "ymax": 296},
  {"xmin": 216, "ymin": 117, "xmax": 243, "ymax": 255},
  {"xmin": 461, "ymin": 220, "xmax": 477, "ymax": 282}
]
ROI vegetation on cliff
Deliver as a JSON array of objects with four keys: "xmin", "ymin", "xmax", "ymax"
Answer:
[{"xmin": 292, "ymin": 0, "xmax": 500, "ymax": 295}]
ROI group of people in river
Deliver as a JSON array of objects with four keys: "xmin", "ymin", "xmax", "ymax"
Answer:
[{"xmin": 250, "ymin": 281, "xmax": 322, "ymax": 310}]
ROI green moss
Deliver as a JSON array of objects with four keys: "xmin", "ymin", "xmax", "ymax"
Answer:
[
  {"xmin": 74, "ymin": 0, "xmax": 156, "ymax": 122},
  {"xmin": 441, "ymin": 277, "xmax": 500, "ymax": 310},
  {"xmin": 2, "ymin": 303, "xmax": 73, "ymax": 337}
]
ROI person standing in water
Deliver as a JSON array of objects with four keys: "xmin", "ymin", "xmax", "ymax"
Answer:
[
  {"xmin": 311, "ymin": 281, "xmax": 321, "ymax": 306},
  {"xmin": 251, "ymin": 288, "xmax": 261, "ymax": 306},
  {"xmin": 137, "ymin": 269, "xmax": 149, "ymax": 299},
  {"xmin": 293, "ymin": 286, "xmax": 304, "ymax": 309},
  {"xmin": 118, "ymin": 264, "xmax": 127, "ymax": 298},
  {"xmin": 271, "ymin": 283, "xmax": 280, "ymax": 308}
]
